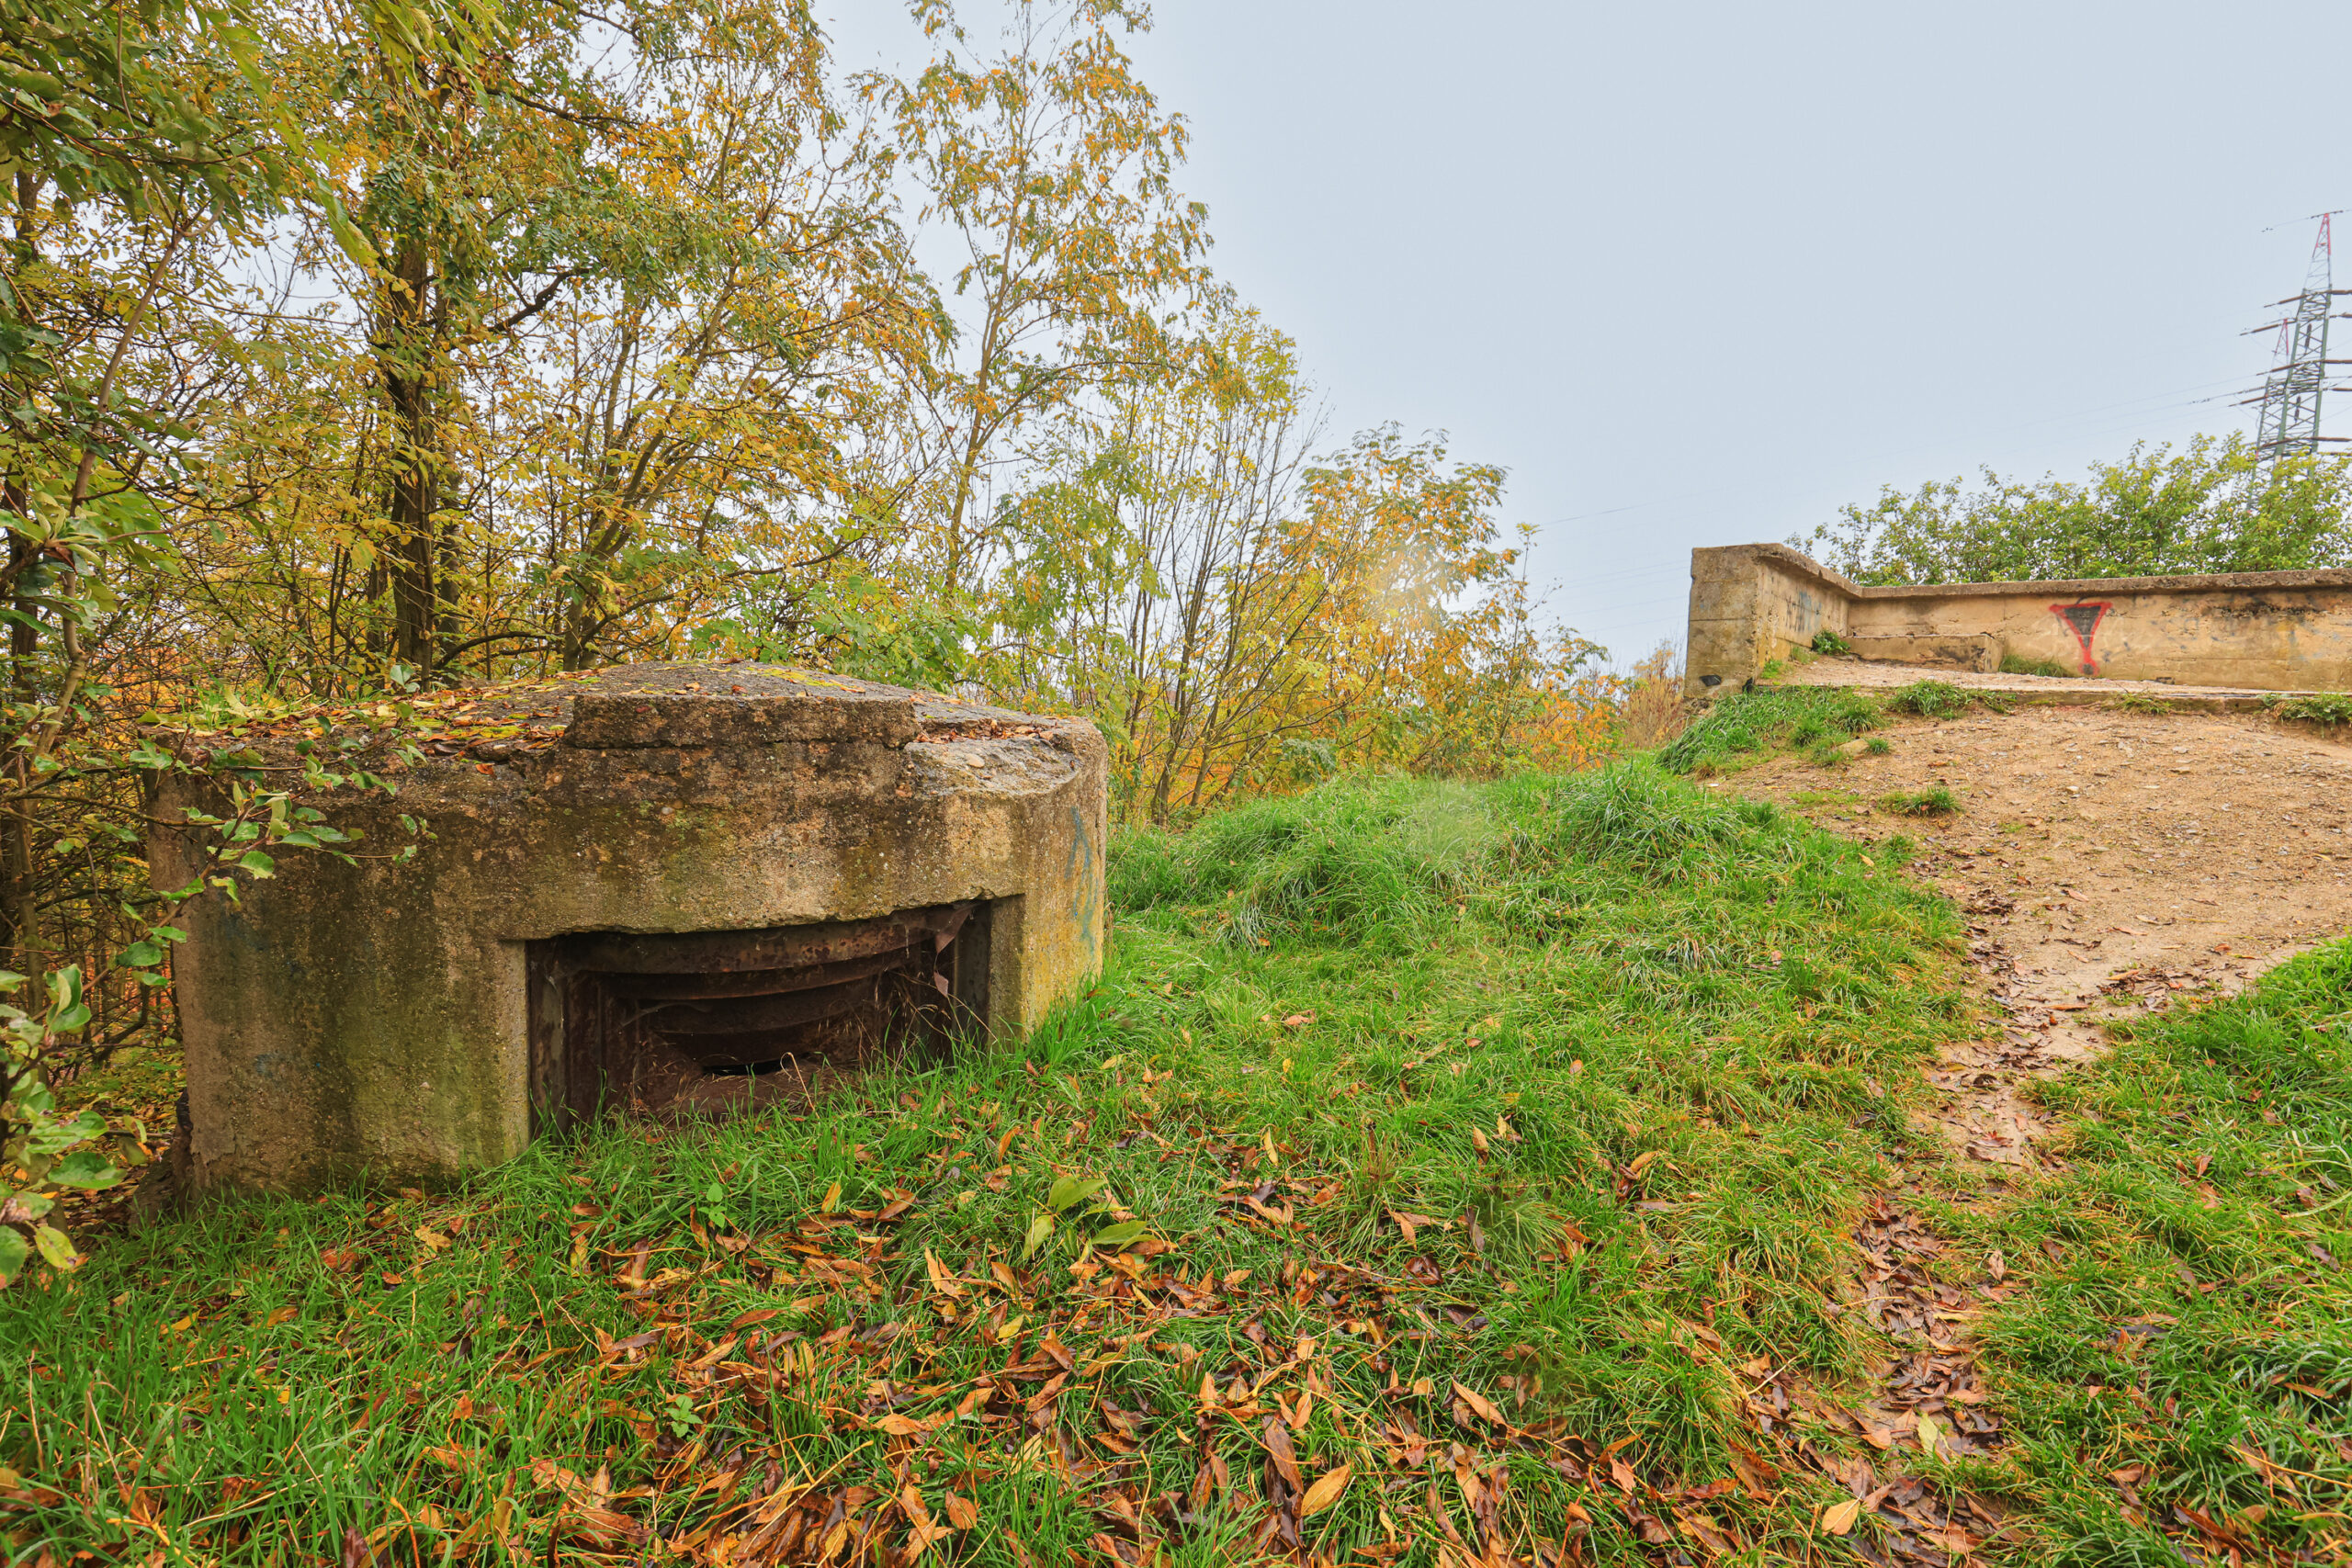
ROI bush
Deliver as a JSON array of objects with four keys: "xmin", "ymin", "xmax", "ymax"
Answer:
[
  {"xmin": 1997, "ymin": 652, "xmax": 2071, "ymax": 678},
  {"xmin": 1809, "ymin": 629, "xmax": 1852, "ymax": 656},
  {"xmin": 1789, "ymin": 433, "xmax": 2352, "ymax": 585}
]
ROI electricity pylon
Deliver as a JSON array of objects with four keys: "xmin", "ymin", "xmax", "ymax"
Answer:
[{"xmin": 2243, "ymin": 213, "xmax": 2352, "ymax": 471}]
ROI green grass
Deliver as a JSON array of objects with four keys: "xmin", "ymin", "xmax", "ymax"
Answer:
[
  {"xmin": 0, "ymin": 764, "xmax": 1974, "ymax": 1563},
  {"xmin": 1888, "ymin": 680, "xmax": 1976, "ymax": 720},
  {"xmin": 2278, "ymin": 692, "xmax": 2352, "ymax": 728},
  {"xmin": 1657, "ymin": 687, "xmax": 1886, "ymax": 776},
  {"xmin": 1879, "ymin": 787, "xmax": 1961, "ymax": 818},
  {"xmin": 1998, "ymin": 654, "xmax": 2074, "ymax": 679},
  {"xmin": 1966, "ymin": 940, "xmax": 2352, "ymax": 1565}
]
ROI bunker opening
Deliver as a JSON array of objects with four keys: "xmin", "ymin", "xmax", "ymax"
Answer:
[{"xmin": 527, "ymin": 900, "xmax": 993, "ymax": 1133}]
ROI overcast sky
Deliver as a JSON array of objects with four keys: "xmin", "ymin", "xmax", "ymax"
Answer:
[{"xmin": 831, "ymin": 1, "xmax": 2352, "ymax": 665}]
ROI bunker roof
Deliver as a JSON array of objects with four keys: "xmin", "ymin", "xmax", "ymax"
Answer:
[{"xmin": 165, "ymin": 661, "xmax": 1077, "ymax": 777}]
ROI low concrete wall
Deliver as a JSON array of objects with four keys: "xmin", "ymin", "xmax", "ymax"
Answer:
[{"xmin": 1684, "ymin": 544, "xmax": 2352, "ymax": 696}]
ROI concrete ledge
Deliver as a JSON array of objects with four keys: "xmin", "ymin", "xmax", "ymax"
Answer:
[
  {"xmin": 1776, "ymin": 658, "xmax": 2336, "ymax": 715},
  {"xmin": 1844, "ymin": 633, "xmax": 1999, "ymax": 672}
]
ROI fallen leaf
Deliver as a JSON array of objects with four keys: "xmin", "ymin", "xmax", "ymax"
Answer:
[
  {"xmin": 1262, "ymin": 1416, "xmax": 1303, "ymax": 1489},
  {"xmin": 1452, "ymin": 1382, "xmax": 1507, "ymax": 1426},
  {"xmin": 944, "ymin": 1494, "xmax": 978, "ymax": 1529},
  {"xmin": 925, "ymin": 1250, "xmax": 967, "ymax": 1297},
  {"xmin": 876, "ymin": 1412, "xmax": 947, "ymax": 1437},
  {"xmin": 1298, "ymin": 1463, "xmax": 1352, "ymax": 1517},
  {"xmin": 1821, "ymin": 1498, "xmax": 1861, "ymax": 1535}
]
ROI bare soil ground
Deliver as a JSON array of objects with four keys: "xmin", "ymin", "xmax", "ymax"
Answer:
[
  {"xmin": 1714, "ymin": 696, "xmax": 2352, "ymax": 1543},
  {"xmin": 1720, "ymin": 700, "xmax": 2352, "ymax": 1169}
]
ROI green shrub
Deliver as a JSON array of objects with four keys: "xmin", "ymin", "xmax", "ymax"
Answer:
[
  {"xmin": 1810, "ymin": 629, "xmax": 1853, "ymax": 656},
  {"xmin": 1997, "ymin": 652, "xmax": 2072, "ymax": 678}
]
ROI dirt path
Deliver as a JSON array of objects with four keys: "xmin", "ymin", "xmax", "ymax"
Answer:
[
  {"xmin": 1722, "ymin": 700, "xmax": 2352, "ymax": 1172},
  {"xmin": 1714, "ymin": 698, "xmax": 2352, "ymax": 1560}
]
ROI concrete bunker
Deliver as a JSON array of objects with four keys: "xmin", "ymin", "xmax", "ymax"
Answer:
[{"xmin": 154, "ymin": 663, "xmax": 1108, "ymax": 1192}]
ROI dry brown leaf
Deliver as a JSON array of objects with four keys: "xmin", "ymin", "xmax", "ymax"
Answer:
[
  {"xmin": 1262, "ymin": 1416, "xmax": 1303, "ymax": 1489},
  {"xmin": 1451, "ymin": 1382, "xmax": 1507, "ymax": 1427},
  {"xmin": 944, "ymin": 1493, "xmax": 979, "ymax": 1529},
  {"xmin": 1298, "ymin": 1463, "xmax": 1352, "ymax": 1517},
  {"xmin": 876, "ymin": 1412, "xmax": 946, "ymax": 1437},
  {"xmin": 1820, "ymin": 1498, "xmax": 1861, "ymax": 1535}
]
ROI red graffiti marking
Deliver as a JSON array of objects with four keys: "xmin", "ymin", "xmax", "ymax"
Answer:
[{"xmin": 2050, "ymin": 602, "xmax": 2111, "ymax": 675}]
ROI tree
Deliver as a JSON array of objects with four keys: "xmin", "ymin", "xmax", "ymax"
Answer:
[
  {"xmin": 878, "ymin": 0, "xmax": 1214, "ymax": 592},
  {"xmin": 0, "ymin": 0, "xmax": 429, "ymax": 1280},
  {"xmin": 974, "ymin": 311, "xmax": 1601, "ymax": 819},
  {"xmin": 1793, "ymin": 434, "xmax": 2352, "ymax": 585}
]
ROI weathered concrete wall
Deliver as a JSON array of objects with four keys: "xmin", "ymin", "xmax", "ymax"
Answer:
[
  {"xmin": 153, "ymin": 665, "xmax": 1109, "ymax": 1192},
  {"xmin": 1684, "ymin": 543, "xmax": 2352, "ymax": 695},
  {"xmin": 1685, "ymin": 547, "xmax": 1849, "ymax": 694}
]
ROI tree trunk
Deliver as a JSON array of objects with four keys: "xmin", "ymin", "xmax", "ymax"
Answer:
[
  {"xmin": 382, "ymin": 235, "xmax": 442, "ymax": 679},
  {"xmin": 0, "ymin": 526, "xmax": 39, "ymax": 976}
]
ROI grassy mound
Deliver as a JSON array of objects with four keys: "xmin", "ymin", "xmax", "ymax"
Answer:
[
  {"xmin": 1657, "ymin": 688, "xmax": 1885, "ymax": 775},
  {"xmin": 1969, "ymin": 939, "xmax": 2352, "ymax": 1564},
  {"xmin": 0, "ymin": 763, "xmax": 1974, "ymax": 1562}
]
